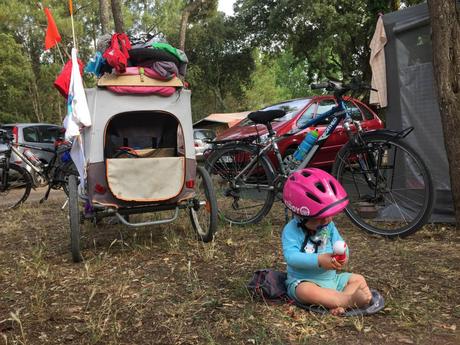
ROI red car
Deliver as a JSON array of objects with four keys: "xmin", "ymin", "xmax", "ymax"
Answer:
[{"xmin": 215, "ymin": 95, "xmax": 384, "ymax": 169}]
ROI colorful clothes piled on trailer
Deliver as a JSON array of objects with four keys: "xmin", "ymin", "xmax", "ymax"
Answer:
[{"xmin": 102, "ymin": 33, "xmax": 132, "ymax": 73}]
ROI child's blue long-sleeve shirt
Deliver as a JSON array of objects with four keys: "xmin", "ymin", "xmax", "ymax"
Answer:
[{"xmin": 281, "ymin": 219, "xmax": 349, "ymax": 287}]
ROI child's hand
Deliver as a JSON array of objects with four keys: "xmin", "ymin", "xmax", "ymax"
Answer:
[
  {"xmin": 332, "ymin": 255, "xmax": 348, "ymax": 266},
  {"xmin": 318, "ymin": 254, "xmax": 343, "ymax": 270},
  {"xmin": 335, "ymin": 256, "xmax": 348, "ymax": 266}
]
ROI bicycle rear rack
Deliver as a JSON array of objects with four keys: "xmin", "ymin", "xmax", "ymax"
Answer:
[{"xmin": 387, "ymin": 126, "xmax": 414, "ymax": 140}]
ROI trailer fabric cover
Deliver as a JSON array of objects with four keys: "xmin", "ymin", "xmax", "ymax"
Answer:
[
  {"xmin": 106, "ymin": 157, "xmax": 184, "ymax": 201},
  {"xmin": 83, "ymin": 88, "xmax": 195, "ymax": 162},
  {"xmin": 383, "ymin": 3, "xmax": 455, "ymax": 222}
]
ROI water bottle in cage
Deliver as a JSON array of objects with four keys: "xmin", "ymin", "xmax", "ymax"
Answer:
[
  {"xmin": 283, "ymin": 129, "xmax": 319, "ymax": 172},
  {"xmin": 23, "ymin": 149, "xmax": 42, "ymax": 167},
  {"xmin": 293, "ymin": 129, "xmax": 319, "ymax": 162}
]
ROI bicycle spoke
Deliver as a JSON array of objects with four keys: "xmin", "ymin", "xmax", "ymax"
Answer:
[
  {"xmin": 0, "ymin": 164, "xmax": 31, "ymax": 209},
  {"xmin": 334, "ymin": 136, "xmax": 433, "ymax": 237},
  {"xmin": 206, "ymin": 145, "xmax": 276, "ymax": 225}
]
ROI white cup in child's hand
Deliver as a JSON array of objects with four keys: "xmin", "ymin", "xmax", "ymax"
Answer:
[{"xmin": 333, "ymin": 240, "xmax": 347, "ymax": 262}]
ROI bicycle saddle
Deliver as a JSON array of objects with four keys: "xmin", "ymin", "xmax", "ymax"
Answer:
[{"xmin": 248, "ymin": 110, "xmax": 286, "ymax": 125}]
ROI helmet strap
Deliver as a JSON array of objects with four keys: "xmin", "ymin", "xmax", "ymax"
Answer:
[{"xmin": 297, "ymin": 219, "xmax": 321, "ymax": 253}]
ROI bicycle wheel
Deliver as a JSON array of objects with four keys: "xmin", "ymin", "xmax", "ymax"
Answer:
[
  {"xmin": 189, "ymin": 165, "xmax": 218, "ymax": 242},
  {"xmin": 333, "ymin": 133, "xmax": 434, "ymax": 237},
  {"xmin": 59, "ymin": 161, "xmax": 79, "ymax": 196},
  {"xmin": 206, "ymin": 144, "xmax": 276, "ymax": 225},
  {"xmin": 0, "ymin": 163, "xmax": 32, "ymax": 210},
  {"xmin": 68, "ymin": 174, "xmax": 82, "ymax": 262}
]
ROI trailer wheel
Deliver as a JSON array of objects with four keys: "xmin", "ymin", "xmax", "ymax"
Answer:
[
  {"xmin": 68, "ymin": 174, "xmax": 82, "ymax": 262},
  {"xmin": 189, "ymin": 165, "xmax": 218, "ymax": 242}
]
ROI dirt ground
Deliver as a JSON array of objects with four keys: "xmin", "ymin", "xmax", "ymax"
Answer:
[{"xmin": 0, "ymin": 198, "xmax": 459, "ymax": 345}]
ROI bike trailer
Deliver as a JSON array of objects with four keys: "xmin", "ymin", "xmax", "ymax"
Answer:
[{"xmin": 82, "ymin": 88, "xmax": 196, "ymax": 207}]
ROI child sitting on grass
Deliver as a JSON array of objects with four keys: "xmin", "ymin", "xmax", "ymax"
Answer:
[{"xmin": 282, "ymin": 168, "xmax": 372, "ymax": 315}]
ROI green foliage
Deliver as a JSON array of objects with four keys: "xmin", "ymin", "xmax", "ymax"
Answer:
[
  {"xmin": 243, "ymin": 49, "xmax": 315, "ymax": 111},
  {"xmin": 234, "ymin": 0, "xmax": 425, "ymax": 83},
  {"xmin": 243, "ymin": 52, "xmax": 290, "ymax": 110},
  {"xmin": 126, "ymin": 0, "xmax": 183, "ymax": 43},
  {"xmin": 0, "ymin": 33, "xmax": 33, "ymax": 123},
  {"xmin": 273, "ymin": 49, "xmax": 311, "ymax": 99},
  {"xmin": 187, "ymin": 13, "xmax": 255, "ymax": 119},
  {"xmin": 186, "ymin": 0, "xmax": 218, "ymax": 22},
  {"xmin": 0, "ymin": 0, "xmax": 427, "ymax": 125}
]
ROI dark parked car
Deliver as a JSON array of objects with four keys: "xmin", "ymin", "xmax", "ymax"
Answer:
[{"xmin": 215, "ymin": 95, "xmax": 384, "ymax": 168}]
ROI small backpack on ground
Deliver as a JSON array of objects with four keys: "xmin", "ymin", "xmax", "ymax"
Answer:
[{"xmin": 247, "ymin": 269, "xmax": 290, "ymax": 302}]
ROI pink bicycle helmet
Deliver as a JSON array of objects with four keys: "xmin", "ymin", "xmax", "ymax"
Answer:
[{"xmin": 283, "ymin": 168, "xmax": 349, "ymax": 218}]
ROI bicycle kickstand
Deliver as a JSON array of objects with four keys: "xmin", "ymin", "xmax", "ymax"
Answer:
[
  {"xmin": 61, "ymin": 198, "xmax": 69, "ymax": 210},
  {"xmin": 40, "ymin": 185, "xmax": 52, "ymax": 204}
]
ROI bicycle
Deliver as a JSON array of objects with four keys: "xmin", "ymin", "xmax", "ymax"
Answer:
[
  {"xmin": 0, "ymin": 128, "xmax": 77, "ymax": 210},
  {"xmin": 205, "ymin": 81, "xmax": 434, "ymax": 237}
]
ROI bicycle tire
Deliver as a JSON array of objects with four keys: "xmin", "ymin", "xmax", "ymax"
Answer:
[
  {"xmin": 205, "ymin": 143, "xmax": 276, "ymax": 225},
  {"xmin": 59, "ymin": 161, "xmax": 79, "ymax": 196},
  {"xmin": 332, "ymin": 133, "xmax": 434, "ymax": 237},
  {"xmin": 189, "ymin": 165, "xmax": 218, "ymax": 242},
  {"xmin": 0, "ymin": 163, "xmax": 32, "ymax": 210},
  {"xmin": 68, "ymin": 174, "xmax": 82, "ymax": 262}
]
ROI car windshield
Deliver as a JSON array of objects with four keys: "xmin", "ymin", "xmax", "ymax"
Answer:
[
  {"xmin": 194, "ymin": 130, "xmax": 216, "ymax": 140},
  {"xmin": 239, "ymin": 98, "xmax": 312, "ymax": 126}
]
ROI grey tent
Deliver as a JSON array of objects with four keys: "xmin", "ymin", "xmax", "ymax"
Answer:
[{"xmin": 382, "ymin": 2, "xmax": 456, "ymax": 223}]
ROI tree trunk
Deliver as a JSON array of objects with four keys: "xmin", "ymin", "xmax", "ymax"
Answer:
[
  {"xmin": 179, "ymin": 0, "xmax": 207, "ymax": 51},
  {"xmin": 28, "ymin": 80, "xmax": 43, "ymax": 123},
  {"xmin": 427, "ymin": 0, "xmax": 460, "ymax": 225},
  {"xmin": 179, "ymin": 10, "xmax": 191, "ymax": 51},
  {"xmin": 389, "ymin": 0, "xmax": 400, "ymax": 11},
  {"xmin": 212, "ymin": 87, "xmax": 227, "ymax": 112},
  {"xmin": 99, "ymin": 0, "xmax": 110, "ymax": 34},
  {"xmin": 111, "ymin": 0, "xmax": 124, "ymax": 33}
]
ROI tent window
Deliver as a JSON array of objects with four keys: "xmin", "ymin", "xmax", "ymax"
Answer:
[{"xmin": 396, "ymin": 25, "xmax": 432, "ymax": 67}]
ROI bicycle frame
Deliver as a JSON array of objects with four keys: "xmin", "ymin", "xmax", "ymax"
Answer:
[
  {"xmin": 297, "ymin": 100, "xmax": 350, "ymax": 169},
  {"xmin": 10, "ymin": 143, "xmax": 56, "ymax": 176},
  {"xmin": 232, "ymin": 98, "xmax": 353, "ymax": 187},
  {"xmin": 230, "ymin": 138, "xmax": 281, "ymax": 191}
]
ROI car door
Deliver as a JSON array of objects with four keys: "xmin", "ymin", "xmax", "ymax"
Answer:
[
  {"xmin": 353, "ymin": 99, "xmax": 384, "ymax": 132},
  {"xmin": 308, "ymin": 97, "xmax": 339, "ymax": 166},
  {"xmin": 35, "ymin": 125, "xmax": 59, "ymax": 163},
  {"xmin": 21, "ymin": 125, "xmax": 43, "ymax": 161}
]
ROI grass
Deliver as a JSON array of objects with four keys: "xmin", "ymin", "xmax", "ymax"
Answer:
[{"xmin": 0, "ymin": 198, "xmax": 459, "ymax": 344}]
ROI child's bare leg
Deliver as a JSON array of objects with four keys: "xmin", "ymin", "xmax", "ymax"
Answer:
[
  {"xmin": 295, "ymin": 282, "xmax": 352, "ymax": 313},
  {"xmin": 295, "ymin": 278, "xmax": 372, "ymax": 315}
]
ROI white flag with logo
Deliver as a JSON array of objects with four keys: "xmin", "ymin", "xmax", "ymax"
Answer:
[{"xmin": 63, "ymin": 48, "xmax": 92, "ymax": 188}]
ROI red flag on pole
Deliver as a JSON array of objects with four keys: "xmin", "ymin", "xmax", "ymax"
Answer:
[{"xmin": 44, "ymin": 8, "xmax": 61, "ymax": 50}]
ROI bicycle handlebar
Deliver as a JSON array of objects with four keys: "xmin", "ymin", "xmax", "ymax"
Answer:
[{"xmin": 310, "ymin": 82, "xmax": 331, "ymax": 90}]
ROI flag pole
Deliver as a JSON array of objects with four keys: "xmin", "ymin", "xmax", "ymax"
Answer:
[
  {"xmin": 69, "ymin": 0, "xmax": 76, "ymax": 49},
  {"xmin": 55, "ymin": 41, "xmax": 65, "ymax": 65}
]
